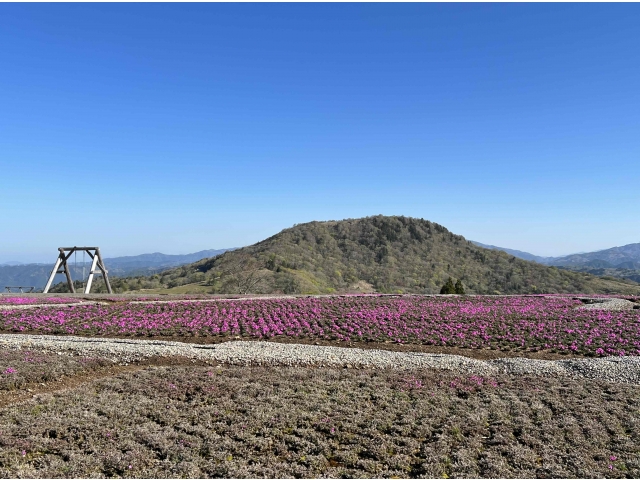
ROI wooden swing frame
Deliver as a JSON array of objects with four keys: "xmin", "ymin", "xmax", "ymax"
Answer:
[{"xmin": 43, "ymin": 247, "xmax": 113, "ymax": 294}]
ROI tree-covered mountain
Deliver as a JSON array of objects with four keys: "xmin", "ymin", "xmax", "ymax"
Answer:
[{"xmin": 77, "ymin": 216, "xmax": 640, "ymax": 295}]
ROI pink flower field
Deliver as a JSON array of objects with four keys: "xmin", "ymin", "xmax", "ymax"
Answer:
[
  {"xmin": 1, "ymin": 295, "xmax": 639, "ymax": 356},
  {"xmin": 0, "ymin": 297, "xmax": 81, "ymax": 305}
]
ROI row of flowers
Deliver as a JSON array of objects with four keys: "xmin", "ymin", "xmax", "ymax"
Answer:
[{"xmin": 1, "ymin": 295, "xmax": 639, "ymax": 356}]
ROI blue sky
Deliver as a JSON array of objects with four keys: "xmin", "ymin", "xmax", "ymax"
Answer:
[{"xmin": 1, "ymin": 4, "xmax": 639, "ymax": 263}]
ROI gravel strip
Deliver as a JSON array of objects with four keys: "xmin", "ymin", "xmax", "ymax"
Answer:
[
  {"xmin": 576, "ymin": 297, "xmax": 637, "ymax": 310},
  {"xmin": 2, "ymin": 295, "xmax": 635, "ymax": 310},
  {"xmin": 0, "ymin": 301, "xmax": 105, "ymax": 311},
  {"xmin": 128, "ymin": 296, "xmax": 299, "ymax": 305},
  {"xmin": 1, "ymin": 334, "xmax": 639, "ymax": 385}
]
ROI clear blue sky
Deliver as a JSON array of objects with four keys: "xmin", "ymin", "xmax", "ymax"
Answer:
[{"xmin": 1, "ymin": 3, "xmax": 639, "ymax": 263}]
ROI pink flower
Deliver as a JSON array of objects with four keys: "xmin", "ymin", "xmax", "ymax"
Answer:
[{"xmin": 1, "ymin": 295, "xmax": 638, "ymax": 358}]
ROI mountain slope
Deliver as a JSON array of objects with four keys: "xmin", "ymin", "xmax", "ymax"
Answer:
[
  {"xmin": 469, "ymin": 241, "xmax": 557, "ymax": 264},
  {"xmin": 92, "ymin": 216, "xmax": 640, "ymax": 295}
]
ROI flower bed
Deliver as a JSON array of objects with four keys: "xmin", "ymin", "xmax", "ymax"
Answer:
[
  {"xmin": 1, "ymin": 296, "xmax": 639, "ymax": 356},
  {"xmin": 0, "ymin": 297, "xmax": 81, "ymax": 305}
]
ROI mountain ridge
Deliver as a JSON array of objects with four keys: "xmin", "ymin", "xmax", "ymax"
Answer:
[
  {"xmin": 470, "ymin": 241, "xmax": 640, "ymax": 284},
  {"xmin": 76, "ymin": 216, "xmax": 640, "ymax": 295},
  {"xmin": 551, "ymin": 243, "xmax": 640, "ymax": 267},
  {"xmin": 469, "ymin": 241, "xmax": 558, "ymax": 264}
]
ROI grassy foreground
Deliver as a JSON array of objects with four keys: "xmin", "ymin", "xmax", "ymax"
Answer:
[{"xmin": 0, "ymin": 350, "xmax": 639, "ymax": 478}]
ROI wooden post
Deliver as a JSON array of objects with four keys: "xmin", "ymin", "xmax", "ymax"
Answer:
[
  {"xmin": 61, "ymin": 247, "xmax": 76, "ymax": 293},
  {"xmin": 84, "ymin": 252, "xmax": 100, "ymax": 294},
  {"xmin": 95, "ymin": 248, "xmax": 113, "ymax": 294},
  {"xmin": 43, "ymin": 255, "xmax": 63, "ymax": 293}
]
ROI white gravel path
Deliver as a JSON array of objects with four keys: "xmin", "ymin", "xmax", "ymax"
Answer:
[
  {"xmin": 1, "ymin": 334, "xmax": 639, "ymax": 385},
  {"xmin": 2, "ymin": 295, "xmax": 636, "ymax": 311},
  {"xmin": 0, "ymin": 301, "xmax": 103, "ymax": 311},
  {"xmin": 575, "ymin": 297, "xmax": 638, "ymax": 311}
]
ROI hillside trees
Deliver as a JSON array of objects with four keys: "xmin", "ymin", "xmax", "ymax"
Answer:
[
  {"xmin": 440, "ymin": 278, "xmax": 456, "ymax": 294},
  {"xmin": 206, "ymin": 252, "xmax": 270, "ymax": 294},
  {"xmin": 81, "ymin": 216, "xmax": 640, "ymax": 296}
]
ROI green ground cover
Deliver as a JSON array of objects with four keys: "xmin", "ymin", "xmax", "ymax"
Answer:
[{"xmin": 0, "ymin": 363, "xmax": 638, "ymax": 478}]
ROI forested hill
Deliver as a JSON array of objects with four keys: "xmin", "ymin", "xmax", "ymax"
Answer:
[{"xmin": 76, "ymin": 216, "xmax": 640, "ymax": 295}]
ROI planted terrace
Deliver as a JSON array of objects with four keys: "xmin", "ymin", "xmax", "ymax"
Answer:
[{"xmin": 1, "ymin": 296, "xmax": 639, "ymax": 357}]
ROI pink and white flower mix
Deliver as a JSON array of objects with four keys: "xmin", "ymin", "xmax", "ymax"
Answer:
[{"xmin": 1, "ymin": 295, "xmax": 638, "ymax": 356}]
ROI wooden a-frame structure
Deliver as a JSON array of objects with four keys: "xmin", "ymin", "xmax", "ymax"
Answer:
[{"xmin": 43, "ymin": 247, "xmax": 113, "ymax": 294}]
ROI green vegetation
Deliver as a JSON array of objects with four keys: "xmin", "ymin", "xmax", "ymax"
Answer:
[
  {"xmin": 439, "ymin": 278, "xmax": 466, "ymax": 295},
  {"xmin": 57, "ymin": 215, "xmax": 640, "ymax": 295},
  {"xmin": 559, "ymin": 265, "xmax": 640, "ymax": 284},
  {"xmin": 1, "ymin": 364, "xmax": 638, "ymax": 478},
  {"xmin": 440, "ymin": 278, "xmax": 455, "ymax": 294}
]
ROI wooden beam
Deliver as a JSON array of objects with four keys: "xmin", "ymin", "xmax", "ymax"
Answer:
[
  {"xmin": 43, "ymin": 255, "xmax": 63, "ymax": 294},
  {"xmin": 84, "ymin": 253, "xmax": 100, "ymax": 294},
  {"xmin": 95, "ymin": 248, "xmax": 113, "ymax": 294},
  {"xmin": 62, "ymin": 253, "xmax": 75, "ymax": 293}
]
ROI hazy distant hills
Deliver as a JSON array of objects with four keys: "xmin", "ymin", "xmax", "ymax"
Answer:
[
  {"xmin": 0, "ymin": 249, "xmax": 235, "ymax": 291},
  {"xmin": 471, "ymin": 241, "xmax": 640, "ymax": 268},
  {"xmin": 551, "ymin": 243, "xmax": 640, "ymax": 268},
  {"xmin": 83, "ymin": 215, "xmax": 640, "ymax": 296},
  {"xmin": 470, "ymin": 241, "xmax": 640, "ymax": 284},
  {"xmin": 549, "ymin": 243, "xmax": 640, "ymax": 284},
  {"xmin": 469, "ymin": 241, "xmax": 557, "ymax": 264},
  {"xmin": 0, "ymin": 264, "xmax": 56, "ymax": 291},
  {"xmin": 103, "ymin": 249, "xmax": 237, "ymax": 275}
]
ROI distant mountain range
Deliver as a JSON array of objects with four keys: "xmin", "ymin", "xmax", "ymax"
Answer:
[
  {"xmin": 73, "ymin": 216, "xmax": 640, "ymax": 295},
  {"xmin": 102, "ymin": 249, "xmax": 238, "ymax": 275},
  {"xmin": 0, "ymin": 249, "xmax": 236, "ymax": 291},
  {"xmin": 469, "ymin": 242, "xmax": 557, "ymax": 264},
  {"xmin": 550, "ymin": 243, "xmax": 640, "ymax": 269},
  {"xmin": 470, "ymin": 241, "xmax": 640, "ymax": 283}
]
